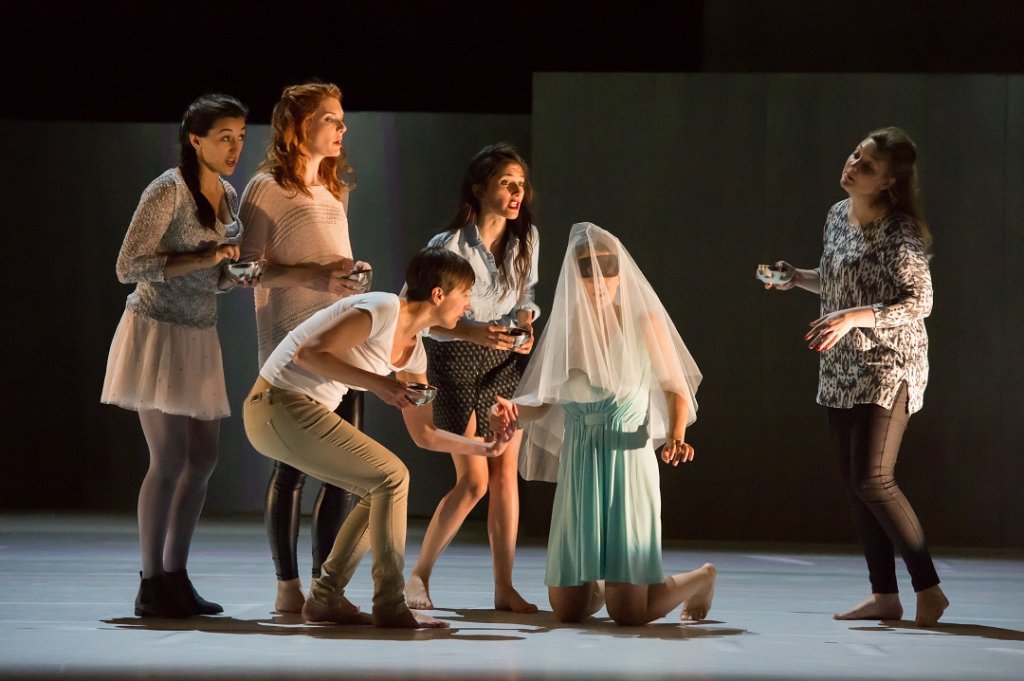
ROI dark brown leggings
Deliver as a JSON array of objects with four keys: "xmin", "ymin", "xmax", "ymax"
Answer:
[
  {"xmin": 265, "ymin": 390, "xmax": 363, "ymax": 581},
  {"xmin": 827, "ymin": 383, "xmax": 940, "ymax": 594}
]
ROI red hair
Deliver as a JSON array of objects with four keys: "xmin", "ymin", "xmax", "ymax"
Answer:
[{"xmin": 259, "ymin": 82, "xmax": 356, "ymax": 199}]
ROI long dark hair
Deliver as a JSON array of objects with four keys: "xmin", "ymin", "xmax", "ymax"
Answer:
[
  {"xmin": 443, "ymin": 143, "xmax": 535, "ymax": 291},
  {"xmin": 178, "ymin": 93, "xmax": 248, "ymax": 230},
  {"xmin": 259, "ymin": 81, "xmax": 355, "ymax": 200},
  {"xmin": 869, "ymin": 126, "xmax": 931, "ymax": 248}
]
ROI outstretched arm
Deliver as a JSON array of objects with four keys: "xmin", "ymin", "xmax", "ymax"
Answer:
[
  {"xmin": 397, "ymin": 371, "xmax": 502, "ymax": 457},
  {"xmin": 764, "ymin": 261, "xmax": 821, "ymax": 295},
  {"xmin": 487, "ymin": 396, "xmax": 551, "ymax": 441},
  {"xmin": 426, "ymin": 318, "xmax": 519, "ymax": 351}
]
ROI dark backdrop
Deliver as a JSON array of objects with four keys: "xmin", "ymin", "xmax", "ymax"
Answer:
[{"xmin": 1, "ymin": 1, "xmax": 1021, "ymax": 549}]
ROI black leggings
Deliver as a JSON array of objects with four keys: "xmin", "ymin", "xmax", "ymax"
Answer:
[
  {"xmin": 265, "ymin": 390, "xmax": 363, "ymax": 581},
  {"xmin": 827, "ymin": 383, "xmax": 939, "ymax": 594}
]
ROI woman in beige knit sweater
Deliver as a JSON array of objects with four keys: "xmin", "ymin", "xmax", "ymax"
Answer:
[{"xmin": 239, "ymin": 82, "xmax": 368, "ymax": 613}]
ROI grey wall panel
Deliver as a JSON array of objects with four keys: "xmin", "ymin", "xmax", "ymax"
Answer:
[
  {"xmin": 1001, "ymin": 76, "xmax": 1024, "ymax": 548},
  {"xmin": 0, "ymin": 112, "xmax": 529, "ymax": 522}
]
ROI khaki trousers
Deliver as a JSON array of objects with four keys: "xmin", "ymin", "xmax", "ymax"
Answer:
[{"xmin": 243, "ymin": 383, "xmax": 409, "ymax": 617}]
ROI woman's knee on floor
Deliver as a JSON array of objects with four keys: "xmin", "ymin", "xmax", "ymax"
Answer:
[
  {"xmin": 549, "ymin": 585, "xmax": 593, "ymax": 623},
  {"xmin": 605, "ymin": 584, "xmax": 649, "ymax": 626}
]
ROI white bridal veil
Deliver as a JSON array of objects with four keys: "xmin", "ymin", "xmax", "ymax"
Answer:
[{"xmin": 514, "ymin": 222, "xmax": 702, "ymax": 481}]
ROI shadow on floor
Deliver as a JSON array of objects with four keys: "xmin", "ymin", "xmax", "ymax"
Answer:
[
  {"xmin": 441, "ymin": 608, "xmax": 751, "ymax": 641},
  {"xmin": 850, "ymin": 621, "xmax": 1024, "ymax": 641},
  {"xmin": 102, "ymin": 614, "xmax": 523, "ymax": 642}
]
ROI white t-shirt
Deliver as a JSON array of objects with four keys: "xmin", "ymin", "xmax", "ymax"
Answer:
[{"xmin": 260, "ymin": 292, "xmax": 427, "ymax": 410}]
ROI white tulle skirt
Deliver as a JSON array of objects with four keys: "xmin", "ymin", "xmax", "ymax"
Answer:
[{"xmin": 101, "ymin": 309, "xmax": 230, "ymax": 420}]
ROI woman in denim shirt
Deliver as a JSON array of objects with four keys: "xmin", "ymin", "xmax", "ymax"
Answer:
[{"xmin": 405, "ymin": 144, "xmax": 540, "ymax": 613}]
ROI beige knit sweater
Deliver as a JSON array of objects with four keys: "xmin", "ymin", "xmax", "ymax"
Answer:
[{"xmin": 239, "ymin": 172, "xmax": 353, "ymax": 366}]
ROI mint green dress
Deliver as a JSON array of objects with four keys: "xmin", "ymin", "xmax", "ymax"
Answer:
[{"xmin": 544, "ymin": 376, "xmax": 663, "ymax": 587}]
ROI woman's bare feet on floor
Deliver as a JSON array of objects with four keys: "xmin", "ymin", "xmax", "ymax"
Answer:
[
  {"xmin": 405, "ymin": 574, "xmax": 434, "ymax": 610},
  {"xmin": 495, "ymin": 585, "xmax": 538, "ymax": 614},
  {"xmin": 833, "ymin": 593, "xmax": 904, "ymax": 621},
  {"xmin": 275, "ymin": 578, "xmax": 305, "ymax": 614},
  {"xmin": 681, "ymin": 563, "xmax": 717, "ymax": 621},
  {"xmin": 374, "ymin": 607, "xmax": 450, "ymax": 629},
  {"xmin": 915, "ymin": 585, "xmax": 949, "ymax": 627}
]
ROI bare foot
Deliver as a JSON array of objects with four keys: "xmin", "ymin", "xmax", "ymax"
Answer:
[
  {"xmin": 495, "ymin": 585, "xmax": 539, "ymax": 614},
  {"xmin": 833, "ymin": 593, "xmax": 904, "ymax": 621},
  {"xmin": 681, "ymin": 563, "xmax": 717, "ymax": 621},
  {"xmin": 302, "ymin": 594, "xmax": 373, "ymax": 625},
  {"xmin": 275, "ymin": 578, "xmax": 305, "ymax": 614},
  {"xmin": 374, "ymin": 606, "xmax": 450, "ymax": 629},
  {"xmin": 915, "ymin": 585, "xmax": 949, "ymax": 627},
  {"xmin": 405, "ymin": 574, "xmax": 434, "ymax": 610}
]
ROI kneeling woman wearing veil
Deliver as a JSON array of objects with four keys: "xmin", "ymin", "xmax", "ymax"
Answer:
[{"xmin": 491, "ymin": 222, "xmax": 716, "ymax": 626}]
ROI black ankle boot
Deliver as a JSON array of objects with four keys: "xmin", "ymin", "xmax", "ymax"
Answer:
[
  {"xmin": 164, "ymin": 570, "xmax": 223, "ymax": 615},
  {"xmin": 135, "ymin": 572, "xmax": 192, "ymax": 618}
]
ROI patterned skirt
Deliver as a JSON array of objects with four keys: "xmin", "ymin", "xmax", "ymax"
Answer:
[{"xmin": 424, "ymin": 338, "xmax": 526, "ymax": 438}]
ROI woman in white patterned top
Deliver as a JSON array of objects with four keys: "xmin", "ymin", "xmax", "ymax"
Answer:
[
  {"xmin": 101, "ymin": 94, "xmax": 248, "ymax": 618},
  {"xmin": 405, "ymin": 144, "xmax": 540, "ymax": 614},
  {"xmin": 239, "ymin": 82, "xmax": 368, "ymax": 614},
  {"xmin": 764, "ymin": 127, "xmax": 948, "ymax": 627}
]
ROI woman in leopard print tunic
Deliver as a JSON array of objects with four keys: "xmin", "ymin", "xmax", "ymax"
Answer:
[{"xmin": 764, "ymin": 127, "xmax": 948, "ymax": 627}]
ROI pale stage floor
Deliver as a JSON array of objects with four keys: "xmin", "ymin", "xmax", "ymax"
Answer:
[{"xmin": 0, "ymin": 514, "xmax": 1021, "ymax": 681}]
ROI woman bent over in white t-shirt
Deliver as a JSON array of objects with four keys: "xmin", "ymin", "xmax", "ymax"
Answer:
[{"xmin": 243, "ymin": 248, "xmax": 502, "ymax": 629}]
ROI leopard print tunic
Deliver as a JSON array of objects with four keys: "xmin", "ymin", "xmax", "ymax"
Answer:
[{"xmin": 816, "ymin": 199, "xmax": 932, "ymax": 415}]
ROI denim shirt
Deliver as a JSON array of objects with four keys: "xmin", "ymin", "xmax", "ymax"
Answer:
[{"xmin": 427, "ymin": 223, "xmax": 541, "ymax": 331}]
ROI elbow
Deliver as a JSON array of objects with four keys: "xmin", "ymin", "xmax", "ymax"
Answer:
[
  {"xmin": 920, "ymin": 294, "xmax": 934, "ymax": 319},
  {"xmin": 414, "ymin": 424, "xmax": 439, "ymax": 450},
  {"xmin": 115, "ymin": 261, "xmax": 136, "ymax": 284},
  {"xmin": 407, "ymin": 423, "xmax": 434, "ymax": 450},
  {"xmin": 910, "ymin": 293, "xmax": 933, "ymax": 320},
  {"xmin": 291, "ymin": 345, "xmax": 316, "ymax": 372},
  {"xmin": 115, "ymin": 252, "xmax": 133, "ymax": 283},
  {"xmin": 669, "ymin": 391, "xmax": 689, "ymax": 415}
]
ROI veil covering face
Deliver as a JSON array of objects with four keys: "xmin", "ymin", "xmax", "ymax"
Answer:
[{"xmin": 514, "ymin": 222, "xmax": 702, "ymax": 481}]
